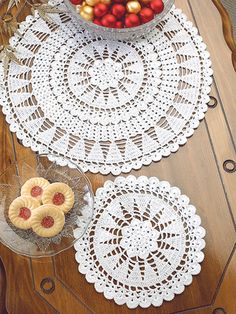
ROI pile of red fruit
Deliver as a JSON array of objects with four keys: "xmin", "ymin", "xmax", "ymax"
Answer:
[{"xmin": 69, "ymin": 0, "xmax": 164, "ymax": 28}]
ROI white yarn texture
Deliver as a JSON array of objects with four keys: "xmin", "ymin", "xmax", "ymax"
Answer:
[
  {"xmin": 0, "ymin": 1, "xmax": 213, "ymax": 175},
  {"xmin": 75, "ymin": 176, "xmax": 206, "ymax": 309}
]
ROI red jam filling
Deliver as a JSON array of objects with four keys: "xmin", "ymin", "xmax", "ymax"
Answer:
[
  {"xmin": 19, "ymin": 207, "xmax": 31, "ymax": 220},
  {"xmin": 31, "ymin": 186, "xmax": 43, "ymax": 197},
  {"xmin": 41, "ymin": 216, "xmax": 54, "ymax": 228},
  {"xmin": 52, "ymin": 192, "xmax": 65, "ymax": 205}
]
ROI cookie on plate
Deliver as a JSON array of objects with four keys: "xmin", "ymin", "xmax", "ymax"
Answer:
[
  {"xmin": 31, "ymin": 205, "xmax": 65, "ymax": 237},
  {"xmin": 21, "ymin": 177, "xmax": 50, "ymax": 202},
  {"xmin": 9, "ymin": 196, "xmax": 40, "ymax": 230},
  {"xmin": 42, "ymin": 182, "xmax": 74, "ymax": 213}
]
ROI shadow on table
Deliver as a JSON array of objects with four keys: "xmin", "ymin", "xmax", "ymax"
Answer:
[{"xmin": 0, "ymin": 258, "xmax": 7, "ymax": 314}]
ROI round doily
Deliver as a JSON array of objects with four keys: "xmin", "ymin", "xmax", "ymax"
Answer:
[
  {"xmin": 74, "ymin": 176, "xmax": 206, "ymax": 309},
  {"xmin": 0, "ymin": 0, "xmax": 213, "ymax": 175}
]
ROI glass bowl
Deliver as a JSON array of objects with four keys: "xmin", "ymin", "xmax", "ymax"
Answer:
[
  {"xmin": 64, "ymin": 0, "xmax": 174, "ymax": 40},
  {"xmin": 0, "ymin": 154, "xmax": 94, "ymax": 258}
]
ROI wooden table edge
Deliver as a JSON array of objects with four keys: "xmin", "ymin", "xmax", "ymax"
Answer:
[{"xmin": 212, "ymin": 0, "xmax": 236, "ymax": 71}]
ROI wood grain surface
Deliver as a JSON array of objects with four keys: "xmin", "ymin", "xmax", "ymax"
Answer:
[{"xmin": 0, "ymin": 0, "xmax": 235, "ymax": 313}]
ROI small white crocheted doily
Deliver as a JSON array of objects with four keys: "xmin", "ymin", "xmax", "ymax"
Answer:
[
  {"xmin": 0, "ymin": 0, "xmax": 213, "ymax": 175},
  {"xmin": 74, "ymin": 176, "xmax": 206, "ymax": 309}
]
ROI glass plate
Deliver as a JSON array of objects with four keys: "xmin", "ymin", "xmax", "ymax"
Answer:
[{"xmin": 0, "ymin": 154, "xmax": 94, "ymax": 257}]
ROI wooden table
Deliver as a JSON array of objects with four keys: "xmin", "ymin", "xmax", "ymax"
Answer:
[{"xmin": 0, "ymin": 1, "xmax": 236, "ymax": 313}]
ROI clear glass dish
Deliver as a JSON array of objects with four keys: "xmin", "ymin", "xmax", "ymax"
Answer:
[
  {"xmin": 0, "ymin": 154, "xmax": 94, "ymax": 258},
  {"xmin": 64, "ymin": 0, "xmax": 174, "ymax": 40}
]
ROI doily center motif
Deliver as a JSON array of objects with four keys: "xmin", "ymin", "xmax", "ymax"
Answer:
[
  {"xmin": 65, "ymin": 39, "xmax": 153, "ymax": 112},
  {"xmin": 120, "ymin": 219, "xmax": 159, "ymax": 259},
  {"xmin": 89, "ymin": 59, "xmax": 124, "ymax": 90},
  {"xmin": 75, "ymin": 176, "xmax": 206, "ymax": 309},
  {"xmin": 0, "ymin": 1, "xmax": 213, "ymax": 175}
]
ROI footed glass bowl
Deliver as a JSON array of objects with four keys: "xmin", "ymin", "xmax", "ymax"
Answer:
[
  {"xmin": 0, "ymin": 154, "xmax": 94, "ymax": 258},
  {"xmin": 64, "ymin": 0, "xmax": 174, "ymax": 40}
]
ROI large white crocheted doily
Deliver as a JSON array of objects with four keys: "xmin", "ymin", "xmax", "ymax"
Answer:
[
  {"xmin": 75, "ymin": 176, "xmax": 206, "ymax": 309},
  {"xmin": 0, "ymin": 0, "xmax": 213, "ymax": 175}
]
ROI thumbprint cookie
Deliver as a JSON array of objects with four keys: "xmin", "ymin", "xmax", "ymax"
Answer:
[
  {"xmin": 9, "ymin": 196, "xmax": 40, "ymax": 229},
  {"xmin": 42, "ymin": 182, "xmax": 74, "ymax": 213},
  {"xmin": 21, "ymin": 177, "xmax": 50, "ymax": 202},
  {"xmin": 31, "ymin": 205, "xmax": 65, "ymax": 237}
]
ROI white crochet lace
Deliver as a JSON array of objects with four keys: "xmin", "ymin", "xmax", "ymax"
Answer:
[
  {"xmin": 0, "ymin": 0, "xmax": 213, "ymax": 175},
  {"xmin": 75, "ymin": 176, "xmax": 206, "ymax": 309}
]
